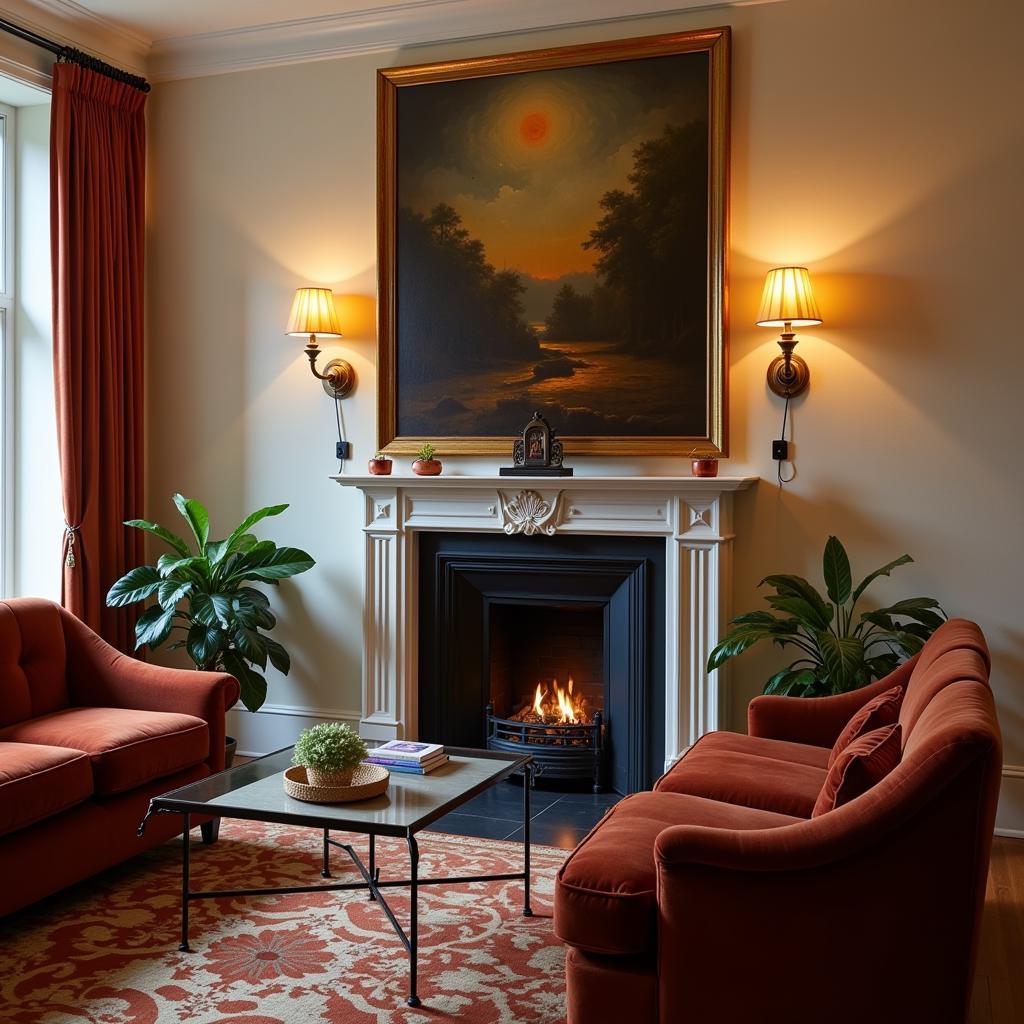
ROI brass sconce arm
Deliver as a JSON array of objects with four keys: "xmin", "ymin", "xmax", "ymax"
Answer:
[
  {"xmin": 766, "ymin": 323, "xmax": 810, "ymax": 398},
  {"xmin": 305, "ymin": 335, "xmax": 355, "ymax": 399}
]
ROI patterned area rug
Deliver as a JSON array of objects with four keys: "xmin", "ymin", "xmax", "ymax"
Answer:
[{"xmin": 0, "ymin": 821, "xmax": 569, "ymax": 1023}]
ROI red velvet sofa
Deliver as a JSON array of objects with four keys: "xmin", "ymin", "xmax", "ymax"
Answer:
[
  {"xmin": 0, "ymin": 598, "xmax": 239, "ymax": 916},
  {"xmin": 555, "ymin": 619, "xmax": 1002, "ymax": 1024}
]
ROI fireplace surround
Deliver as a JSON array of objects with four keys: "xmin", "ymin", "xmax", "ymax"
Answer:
[{"xmin": 333, "ymin": 474, "xmax": 756, "ymax": 774}]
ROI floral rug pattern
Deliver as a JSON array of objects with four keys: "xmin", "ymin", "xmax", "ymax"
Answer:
[{"xmin": 0, "ymin": 821, "xmax": 568, "ymax": 1023}]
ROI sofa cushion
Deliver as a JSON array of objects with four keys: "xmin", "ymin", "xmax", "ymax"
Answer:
[
  {"xmin": 691, "ymin": 730, "xmax": 830, "ymax": 769},
  {"xmin": 555, "ymin": 792, "xmax": 801, "ymax": 956},
  {"xmin": 0, "ymin": 600, "xmax": 69, "ymax": 728},
  {"xmin": 0, "ymin": 742, "xmax": 93, "ymax": 836},
  {"xmin": 654, "ymin": 741, "xmax": 826, "ymax": 818},
  {"xmin": 0, "ymin": 708, "xmax": 209, "ymax": 796},
  {"xmin": 813, "ymin": 723, "xmax": 902, "ymax": 817},
  {"xmin": 829, "ymin": 685, "xmax": 903, "ymax": 768}
]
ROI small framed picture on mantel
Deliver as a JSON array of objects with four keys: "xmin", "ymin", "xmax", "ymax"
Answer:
[{"xmin": 376, "ymin": 27, "xmax": 730, "ymax": 458}]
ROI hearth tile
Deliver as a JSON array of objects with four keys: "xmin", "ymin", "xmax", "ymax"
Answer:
[{"xmin": 425, "ymin": 812, "xmax": 521, "ymax": 841}]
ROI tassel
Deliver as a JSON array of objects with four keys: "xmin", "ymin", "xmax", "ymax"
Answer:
[{"xmin": 65, "ymin": 524, "xmax": 78, "ymax": 569}]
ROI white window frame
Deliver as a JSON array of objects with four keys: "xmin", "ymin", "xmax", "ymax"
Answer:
[{"xmin": 0, "ymin": 102, "xmax": 15, "ymax": 598}]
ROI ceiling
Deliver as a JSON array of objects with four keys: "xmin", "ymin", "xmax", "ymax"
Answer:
[
  {"xmin": 71, "ymin": 0, "xmax": 421, "ymax": 43},
  {"xmin": 11, "ymin": 0, "xmax": 778, "ymax": 82}
]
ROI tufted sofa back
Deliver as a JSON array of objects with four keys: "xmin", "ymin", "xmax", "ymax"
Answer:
[{"xmin": 0, "ymin": 599, "xmax": 69, "ymax": 728}]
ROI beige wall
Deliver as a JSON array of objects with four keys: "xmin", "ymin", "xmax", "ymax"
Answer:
[{"xmin": 146, "ymin": 0, "xmax": 1024, "ymax": 829}]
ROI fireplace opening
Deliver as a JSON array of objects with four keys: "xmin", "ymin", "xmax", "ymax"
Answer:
[
  {"xmin": 417, "ymin": 531, "xmax": 667, "ymax": 794},
  {"xmin": 485, "ymin": 602, "xmax": 606, "ymax": 791}
]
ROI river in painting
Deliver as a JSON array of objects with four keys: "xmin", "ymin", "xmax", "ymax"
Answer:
[{"xmin": 398, "ymin": 338, "xmax": 706, "ymax": 438}]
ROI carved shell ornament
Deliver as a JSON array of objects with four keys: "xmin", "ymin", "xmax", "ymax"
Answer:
[{"xmin": 497, "ymin": 489, "xmax": 564, "ymax": 536}]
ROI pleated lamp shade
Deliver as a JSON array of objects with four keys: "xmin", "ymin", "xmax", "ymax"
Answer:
[
  {"xmin": 756, "ymin": 267, "xmax": 822, "ymax": 328},
  {"xmin": 285, "ymin": 287, "xmax": 342, "ymax": 337}
]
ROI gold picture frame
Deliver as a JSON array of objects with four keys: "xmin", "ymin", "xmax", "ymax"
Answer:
[{"xmin": 377, "ymin": 27, "xmax": 730, "ymax": 456}]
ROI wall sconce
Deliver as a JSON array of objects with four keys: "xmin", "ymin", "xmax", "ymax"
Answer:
[
  {"xmin": 285, "ymin": 287, "xmax": 356, "ymax": 398},
  {"xmin": 756, "ymin": 267, "xmax": 822, "ymax": 397}
]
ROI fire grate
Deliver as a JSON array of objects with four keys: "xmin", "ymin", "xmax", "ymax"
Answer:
[{"xmin": 485, "ymin": 703, "xmax": 604, "ymax": 793}]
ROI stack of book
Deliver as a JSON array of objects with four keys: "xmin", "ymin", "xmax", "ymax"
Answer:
[{"xmin": 363, "ymin": 740, "xmax": 448, "ymax": 775}]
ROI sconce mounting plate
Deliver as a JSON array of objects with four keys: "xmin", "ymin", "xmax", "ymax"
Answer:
[
  {"xmin": 321, "ymin": 358, "xmax": 356, "ymax": 399},
  {"xmin": 767, "ymin": 352, "xmax": 809, "ymax": 398}
]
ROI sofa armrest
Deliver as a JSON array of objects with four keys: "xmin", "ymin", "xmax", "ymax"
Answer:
[
  {"xmin": 746, "ymin": 654, "xmax": 919, "ymax": 747},
  {"xmin": 61, "ymin": 608, "xmax": 240, "ymax": 771}
]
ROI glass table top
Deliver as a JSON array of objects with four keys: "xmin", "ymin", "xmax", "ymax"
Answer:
[{"xmin": 150, "ymin": 746, "xmax": 531, "ymax": 837}]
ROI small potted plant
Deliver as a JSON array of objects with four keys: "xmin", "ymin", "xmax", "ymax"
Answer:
[
  {"xmin": 690, "ymin": 450, "xmax": 719, "ymax": 478},
  {"xmin": 293, "ymin": 722, "xmax": 368, "ymax": 787},
  {"xmin": 368, "ymin": 451, "xmax": 393, "ymax": 476},
  {"xmin": 412, "ymin": 443, "xmax": 442, "ymax": 476}
]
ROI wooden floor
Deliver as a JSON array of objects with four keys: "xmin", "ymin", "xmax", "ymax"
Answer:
[{"xmin": 970, "ymin": 837, "xmax": 1024, "ymax": 1023}]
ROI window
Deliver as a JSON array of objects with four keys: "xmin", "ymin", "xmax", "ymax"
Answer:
[{"xmin": 0, "ymin": 101, "xmax": 13, "ymax": 597}]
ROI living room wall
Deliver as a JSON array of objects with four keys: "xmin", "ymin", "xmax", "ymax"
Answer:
[{"xmin": 145, "ymin": 0, "xmax": 1024, "ymax": 831}]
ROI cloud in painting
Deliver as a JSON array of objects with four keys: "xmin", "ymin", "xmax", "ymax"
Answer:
[{"xmin": 397, "ymin": 54, "xmax": 709, "ymax": 280}]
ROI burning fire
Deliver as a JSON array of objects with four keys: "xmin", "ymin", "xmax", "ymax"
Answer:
[{"xmin": 526, "ymin": 676, "xmax": 590, "ymax": 725}]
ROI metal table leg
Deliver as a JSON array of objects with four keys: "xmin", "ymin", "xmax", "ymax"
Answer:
[
  {"xmin": 406, "ymin": 835, "xmax": 420, "ymax": 1008},
  {"xmin": 322, "ymin": 829, "xmax": 331, "ymax": 878},
  {"xmin": 369, "ymin": 833, "xmax": 377, "ymax": 900},
  {"xmin": 179, "ymin": 813, "xmax": 191, "ymax": 952},
  {"xmin": 523, "ymin": 763, "xmax": 533, "ymax": 917}
]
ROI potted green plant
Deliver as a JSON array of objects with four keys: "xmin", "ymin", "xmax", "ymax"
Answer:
[
  {"xmin": 106, "ymin": 495, "xmax": 315, "ymax": 751},
  {"xmin": 293, "ymin": 722, "xmax": 368, "ymax": 787},
  {"xmin": 368, "ymin": 451, "xmax": 393, "ymax": 476},
  {"xmin": 708, "ymin": 536, "xmax": 946, "ymax": 696},
  {"xmin": 412, "ymin": 443, "xmax": 442, "ymax": 476}
]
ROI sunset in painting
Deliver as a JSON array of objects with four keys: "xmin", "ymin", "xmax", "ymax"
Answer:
[{"xmin": 395, "ymin": 51, "xmax": 711, "ymax": 439}]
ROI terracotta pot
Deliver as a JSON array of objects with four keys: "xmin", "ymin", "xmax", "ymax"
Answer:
[
  {"xmin": 224, "ymin": 736, "xmax": 237, "ymax": 770},
  {"xmin": 412, "ymin": 458, "xmax": 443, "ymax": 476},
  {"xmin": 368, "ymin": 458, "xmax": 393, "ymax": 476},
  {"xmin": 305, "ymin": 765, "xmax": 354, "ymax": 788},
  {"xmin": 691, "ymin": 458, "xmax": 719, "ymax": 478}
]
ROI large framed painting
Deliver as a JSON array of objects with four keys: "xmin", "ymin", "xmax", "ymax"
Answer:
[{"xmin": 377, "ymin": 27, "xmax": 730, "ymax": 456}]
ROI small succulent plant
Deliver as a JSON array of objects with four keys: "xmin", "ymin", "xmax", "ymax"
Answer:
[{"xmin": 416, "ymin": 443, "xmax": 437, "ymax": 461}]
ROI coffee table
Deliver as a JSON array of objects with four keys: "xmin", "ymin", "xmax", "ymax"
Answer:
[{"xmin": 139, "ymin": 746, "xmax": 535, "ymax": 1007}]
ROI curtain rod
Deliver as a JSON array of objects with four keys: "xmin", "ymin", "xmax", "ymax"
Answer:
[{"xmin": 0, "ymin": 15, "xmax": 150, "ymax": 93}]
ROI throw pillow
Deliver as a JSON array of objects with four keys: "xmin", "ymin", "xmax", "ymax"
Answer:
[
  {"xmin": 828, "ymin": 685, "xmax": 903, "ymax": 769},
  {"xmin": 813, "ymin": 723, "xmax": 902, "ymax": 817}
]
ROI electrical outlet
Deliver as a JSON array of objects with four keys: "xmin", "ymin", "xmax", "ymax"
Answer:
[
  {"xmin": 336, "ymin": 441, "xmax": 352, "ymax": 460},
  {"xmin": 772, "ymin": 439, "xmax": 789, "ymax": 461}
]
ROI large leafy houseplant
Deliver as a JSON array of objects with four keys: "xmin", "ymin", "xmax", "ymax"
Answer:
[
  {"xmin": 106, "ymin": 495, "xmax": 315, "ymax": 712},
  {"xmin": 708, "ymin": 536, "xmax": 945, "ymax": 697}
]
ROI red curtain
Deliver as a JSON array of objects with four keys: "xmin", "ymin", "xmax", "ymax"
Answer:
[{"xmin": 50, "ymin": 64, "xmax": 147, "ymax": 651}]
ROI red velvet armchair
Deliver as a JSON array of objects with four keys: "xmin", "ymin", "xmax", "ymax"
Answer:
[
  {"xmin": 555, "ymin": 620, "xmax": 1002, "ymax": 1024},
  {"xmin": 0, "ymin": 598, "xmax": 239, "ymax": 916}
]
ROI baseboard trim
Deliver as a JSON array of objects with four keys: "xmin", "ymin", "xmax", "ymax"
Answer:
[{"xmin": 227, "ymin": 703, "xmax": 361, "ymax": 757}]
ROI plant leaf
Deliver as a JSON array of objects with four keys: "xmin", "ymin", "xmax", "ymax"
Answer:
[
  {"xmin": 263, "ymin": 636, "xmax": 292, "ymax": 675},
  {"xmin": 173, "ymin": 494, "xmax": 210, "ymax": 550},
  {"xmin": 123, "ymin": 519, "xmax": 190, "ymax": 557},
  {"xmin": 233, "ymin": 626, "xmax": 268, "ymax": 670},
  {"xmin": 237, "ymin": 546, "xmax": 315, "ymax": 582},
  {"xmin": 134, "ymin": 604, "xmax": 176, "ymax": 650},
  {"xmin": 106, "ymin": 565, "xmax": 162, "ymax": 607},
  {"xmin": 822, "ymin": 536, "xmax": 852, "ymax": 606},
  {"xmin": 872, "ymin": 597, "xmax": 946, "ymax": 630},
  {"xmin": 708, "ymin": 627, "xmax": 774, "ymax": 670},
  {"xmin": 763, "ymin": 668, "xmax": 820, "ymax": 696},
  {"xmin": 818, "ymin": 633, "xmax": 866, "ymax": 692},
  {"xmin": 187, "ymin": 623, "xmax": 225, "ymax": 668},
  {"xmin": 225, "ymin": 504, "xmax": 289, "ymax": 553},
  {"xmin": 223, "ymin": 651, "xmax": 268, "ymax": 713},
  {"xmin": 850, "ymin": 554, "xmax": 913, "ymax": 607},
  {"xmin": 157, "ymin": 554, "xmax": 207, "ymax": 580},
  {"xmin": 191, "ymin": 592, "xmax": 232, "ymax": 628},
  {"xmin": 765, "ymin": 595, "xmax": 833, "ymax": 632},
  {"xmin": 157, "ymin": 579, "xmax": 192, "ymax": 610},
  {"xmin": 760, "ymin": 574, "xmax": 832, "ymax": 627}
]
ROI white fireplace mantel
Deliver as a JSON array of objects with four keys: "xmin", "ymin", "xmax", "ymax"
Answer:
[{"xmin": 333, "ymin": 473, "xmax": 757, "ymax": 769}]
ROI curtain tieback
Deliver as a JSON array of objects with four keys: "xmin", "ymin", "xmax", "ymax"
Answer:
[{"xmin": 64, "ymin": 523, "xmax": 80, "ymax": 569}]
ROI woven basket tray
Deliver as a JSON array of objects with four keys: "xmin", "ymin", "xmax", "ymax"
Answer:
[{"xmin": 283, "ymin": 763, "xmax": 389, "ymax": 804}]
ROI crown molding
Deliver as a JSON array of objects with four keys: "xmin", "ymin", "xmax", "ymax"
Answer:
[
  {"xmin": 146, "ymin": 0, "xmax": 782, "ymax": 83},
  {"xmin": 1, "ymin": 0, "xmax": 149, "ymax": 77}
]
